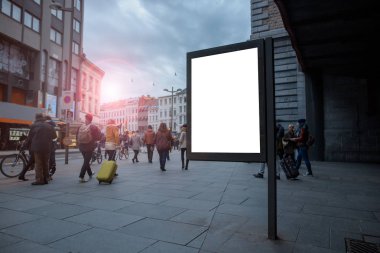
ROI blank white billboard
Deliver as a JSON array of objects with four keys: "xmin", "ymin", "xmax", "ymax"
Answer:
[{"xmin": 191, "ymin": 48, "xmax": 260, "ymax": 153}]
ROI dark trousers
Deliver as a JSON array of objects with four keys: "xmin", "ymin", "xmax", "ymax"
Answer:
[
  {"xmin": 181, "ymin": 148, "xmax": 189, "ymax": 169},
  {"xmin": 158, "ymin": 150, "xmax": 169, "ymax": 169},
  {"xmin": 49, "ymin": 143, "xmax": 56, "ymax": 175},
  {"xmin": 19, "ymin": 151, "xmax": 34, "ymax": 178},
  {"xmin": 146, "ymin": 144, "xmax": 154, "ymax": 162},
  {"xmin": 133, "ymin": 150, "xmax": 139, "ymax": 162},
  {"xmin": 106, "ymin": 150, "xmax": 116, "ymax": 161},
  {"xmin": 34, "ymin": 151, "xmax": 50, "ymax": 183},
  {"xmin": 80, "ymin": 150, "xmax": 94, "ymax": 178}
]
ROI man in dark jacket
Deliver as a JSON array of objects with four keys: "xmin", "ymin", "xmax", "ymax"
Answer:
[
  {"xmin": 27, "ymin": 113, "xmax": 57, "ymax": 185},
  {"xmin": 77, "ymin": 113, "xmax": 101, "ymax": 182}
]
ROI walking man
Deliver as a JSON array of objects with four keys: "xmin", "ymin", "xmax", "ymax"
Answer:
[
  {"xmin": 77, "ymin": 113, "xmax": 101, "ymax": 182},
  {"xmin": 143, "ymin": 125, "xmax": 156, "ymax": 163},
  {"xmin": 292, "ymin": 119, "xmax": 313, "ymax": 176}
]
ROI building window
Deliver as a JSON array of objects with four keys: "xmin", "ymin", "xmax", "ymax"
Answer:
[
  {"xmin": 24, "ymin": 12, "xmax": 40, "ymax": 32},
  {"xmin": 165, "ymin": 99, "xmax": 167, "ymax": 105},
  {"xmin": 184, "ymin": 96, "xmax": 187, "ymax": 103},
  {"xmin": 74, "ymin": 0, "xmax": 81, "ymax": 11},
  {"xmin": 51, "ymin": 8, "xmax": 63, "ymax": 20},
  {"xmin": 174, "ymin": 97, "xmax": 176, "ymax": 104},
  {"xmin": 50, "ymin": 29, "xmax": 62, "ymax": 45},
  {"xmin": 73, "ymin": 19, "xmax": 80, "ymax": 33},
  {"xmin": 179, "ymin": 106, "xmax": 182, "ymax": 113},
  {"xmin": 1, "ymin": 0, "xmax": 21, "ymax": 22},
  {"xmin": 72, "ymin": 41, "xmax": 79, "ymax": 55},
  {"xmin": 160, "ymin": 99, "xmax": 162, "ymax": 106},
  {"xmin": 48, "ymin": 58, "xmax": 60, "ymax": 87},
  {"xmin": 71, "ymin": 68, "xmax": 78, "ymax": 91},
  {"xmin": 179, "ymin": 97, "xmax": 182, "ymax": 103}
]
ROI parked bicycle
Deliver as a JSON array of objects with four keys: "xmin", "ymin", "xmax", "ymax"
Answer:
[{"xmin": 0, "ymin": 144, "xmax": 32, "ymax": 178}]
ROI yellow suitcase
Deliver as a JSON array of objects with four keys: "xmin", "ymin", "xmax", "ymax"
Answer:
[{"xmin": 97, "ymin": 160, "xmax": 117, "ymax": 184}]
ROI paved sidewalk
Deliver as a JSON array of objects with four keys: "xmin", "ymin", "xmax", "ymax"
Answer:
[
  {"xmin": 0, "ymin": 151, "xmax": 379, "ymax": 252},
  {"xmin": 0, "ymin": 148, "xmax": 81, "ymax": 158}
]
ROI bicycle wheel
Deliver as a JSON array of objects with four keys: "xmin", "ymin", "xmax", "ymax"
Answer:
[
  {"xmin": 118, "ymin": 151, "xmax": 123, "ymax": 160},
  {"xmin": 0, "ymin": 154, "xmax": 26, "ymax": 178},
  {"xmin": 124, "ymin": 151, "xmax": 129, "ymax": 159},
  {"xmin": 97, "ymin": 153, "xmax": 102, "ymax": 164}
]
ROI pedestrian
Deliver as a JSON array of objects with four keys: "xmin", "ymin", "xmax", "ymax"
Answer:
[
  {"xmin": 143, "ymin": 125, "xmax": 156, "ymax": 163},
  {"xmin": 253, "ymin": 121, "xmax": 284, "ymax": 179},
  {"xmin": 45, "ymin": 115, "xmax": 57, "ymax": 179},
  {"xmin": 179, "ymin": 124, "xmax": 189, "ymax": 170},
  {"xmin": 131, "ymin": 130, "xmax": 142, "ymax": 163},
  {"xmin": 155, "ymin": 123, "xmax": 172, "ymax": 171},
  {"xmin": 291, "ymin": 119, "xmax": 313, "ymax": 176},
  {"xmin": 105, "ymin": 119, "xmax": 119, "ymax": 161},
  {"xmin": 77, "ymin": 113, "xmax": 101, "ymax": 182},
  {"xmin": 26, "ymin": 113, "xmax": 57, "ymax": 185}
]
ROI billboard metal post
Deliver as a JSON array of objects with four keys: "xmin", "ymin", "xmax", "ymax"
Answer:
[{"xmin": 265, "ymin": 38, "xmax": 277, "ymax": 240}]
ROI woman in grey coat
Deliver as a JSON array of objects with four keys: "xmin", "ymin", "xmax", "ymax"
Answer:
[{"xmin": 130, "ymin": 131, "xmax": 142, "ymax": 163}]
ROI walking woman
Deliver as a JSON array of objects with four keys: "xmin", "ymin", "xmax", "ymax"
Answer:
[
  {"xmin": 155, "ymin": 123, "xmax": 172, "ymax": 171},
  {"xmin": 179, "ymin": 124, "xmax": 189, "ymax": 170},
  {"xmin": 131, "ymin": 131, "xmax": 142, "ymax": 163}
]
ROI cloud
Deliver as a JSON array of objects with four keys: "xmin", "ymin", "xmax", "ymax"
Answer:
[{"xmin": 84, "ymin": 0, "xmax": 250, "ymax": 102}]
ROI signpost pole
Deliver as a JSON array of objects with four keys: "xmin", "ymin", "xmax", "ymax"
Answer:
[
  {"xmin": 265, "ymin": 38, "xmax": 277, "ymax": 240},
  {"xmin": 65, "ymin": 109, "xmax": 69, "ymax": 165}
]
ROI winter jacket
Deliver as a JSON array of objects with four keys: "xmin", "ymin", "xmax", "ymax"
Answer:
[
  {"xmin": 179, "ymin": 131, "xmax": 187, "ymax": 149},
  {"xmin": 130, "ymin": 134, "xmax": 142, "ymax": 151},
  {"xmin": 105, "ymin": 124, "xmax": 120, "ymax": 145},
  {"xmin": 155, "ymin": 130, "xmax": 172, "ymax": 152},
  {"xmin": 27, "ymin": 119, "xmax": 57, "ymax": 153},
  {"xmin": 143, "ymin": 129, "xmax": 156, "ymax": 145}
]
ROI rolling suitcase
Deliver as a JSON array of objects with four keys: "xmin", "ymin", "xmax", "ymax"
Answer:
[
  {"xmin": 280, "ymin": 155, "xmax": 299, "ymax": 179},
  {"xmin": 97, "ymin": 160, "xmax": 117, "ymax": 184}
]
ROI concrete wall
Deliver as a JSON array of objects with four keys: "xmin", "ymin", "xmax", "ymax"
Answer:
[
  {"xmin": 323, "ymin": 75, "xmax": 380, "ymax": 162},
  {"xmin": 251, "ymin": 0, "xmax": 306, "ymax": 128}
]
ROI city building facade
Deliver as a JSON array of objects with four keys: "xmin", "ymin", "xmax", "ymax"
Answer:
[
  {"xmin": 0, "ymin": 0, "xmax": 105, "ymax": 150},
  {"xmin": 157, "ymin": 88, "xmax": 186, "ymax": 134}
]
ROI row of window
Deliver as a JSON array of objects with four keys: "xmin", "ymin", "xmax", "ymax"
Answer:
[
  {"xmin": 159, "ymin": 96, "xmax": 186, "ymax": 106},
  {"xmin": 1, "ymin": 0, "xmax": 81, "ymax": 54}
]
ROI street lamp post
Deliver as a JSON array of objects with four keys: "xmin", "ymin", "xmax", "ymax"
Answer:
[{"xmin": 163, "ymin": 87, "xmax": 182, "ymax": 131}]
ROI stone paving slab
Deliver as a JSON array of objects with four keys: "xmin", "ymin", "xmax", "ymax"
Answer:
[
  {"xmin": 48, "ymin": 228, "xmax": 156, "ymax": 253},
  {"xmin": 25, "ymin": 202, "xmax": 94, "ymax": 220},
  {"xmin": 116, "ymin": 202, "xmax": 186, "ymax": 220},
  {"xmin": 0, "ymin": 208, "xmax": 41, "ymax": 229},
  {"xmin": 1, "ymin": 217, "xmax": 90, "ymax": 244},
  {"xmin": 118, "ymin": 218, "xmax": 208, "ymax": 245}
]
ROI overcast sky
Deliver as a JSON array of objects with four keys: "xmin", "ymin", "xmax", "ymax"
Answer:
[{"xmin": 83, "ymin": 0, "xmax": 251, "ymax": 103}]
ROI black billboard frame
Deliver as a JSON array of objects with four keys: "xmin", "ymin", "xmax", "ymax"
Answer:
[{"xmin": 186, "ymin": 39, "xmax": 267, "ymax": 163}]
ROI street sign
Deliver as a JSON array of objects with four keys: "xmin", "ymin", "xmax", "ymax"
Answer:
[{"xmin": 61, "ymin": 91, "xmax": 73, "ymax": 110}]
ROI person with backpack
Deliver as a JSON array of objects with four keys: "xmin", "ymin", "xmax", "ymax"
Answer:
[
  {"xmin": 143, "ymin": 125, "xmax": 156, "ymax": 163},
  {"xmin": 155, "ymin": 123, "xmax": 172, "ymax": 171},
  {"xmin": 291, "ymin": 118, "xmax": 313, "ymax": 176},
  {"xmin": 77, "ymin": 113, "xmax": 101, "ymax": 182}
]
